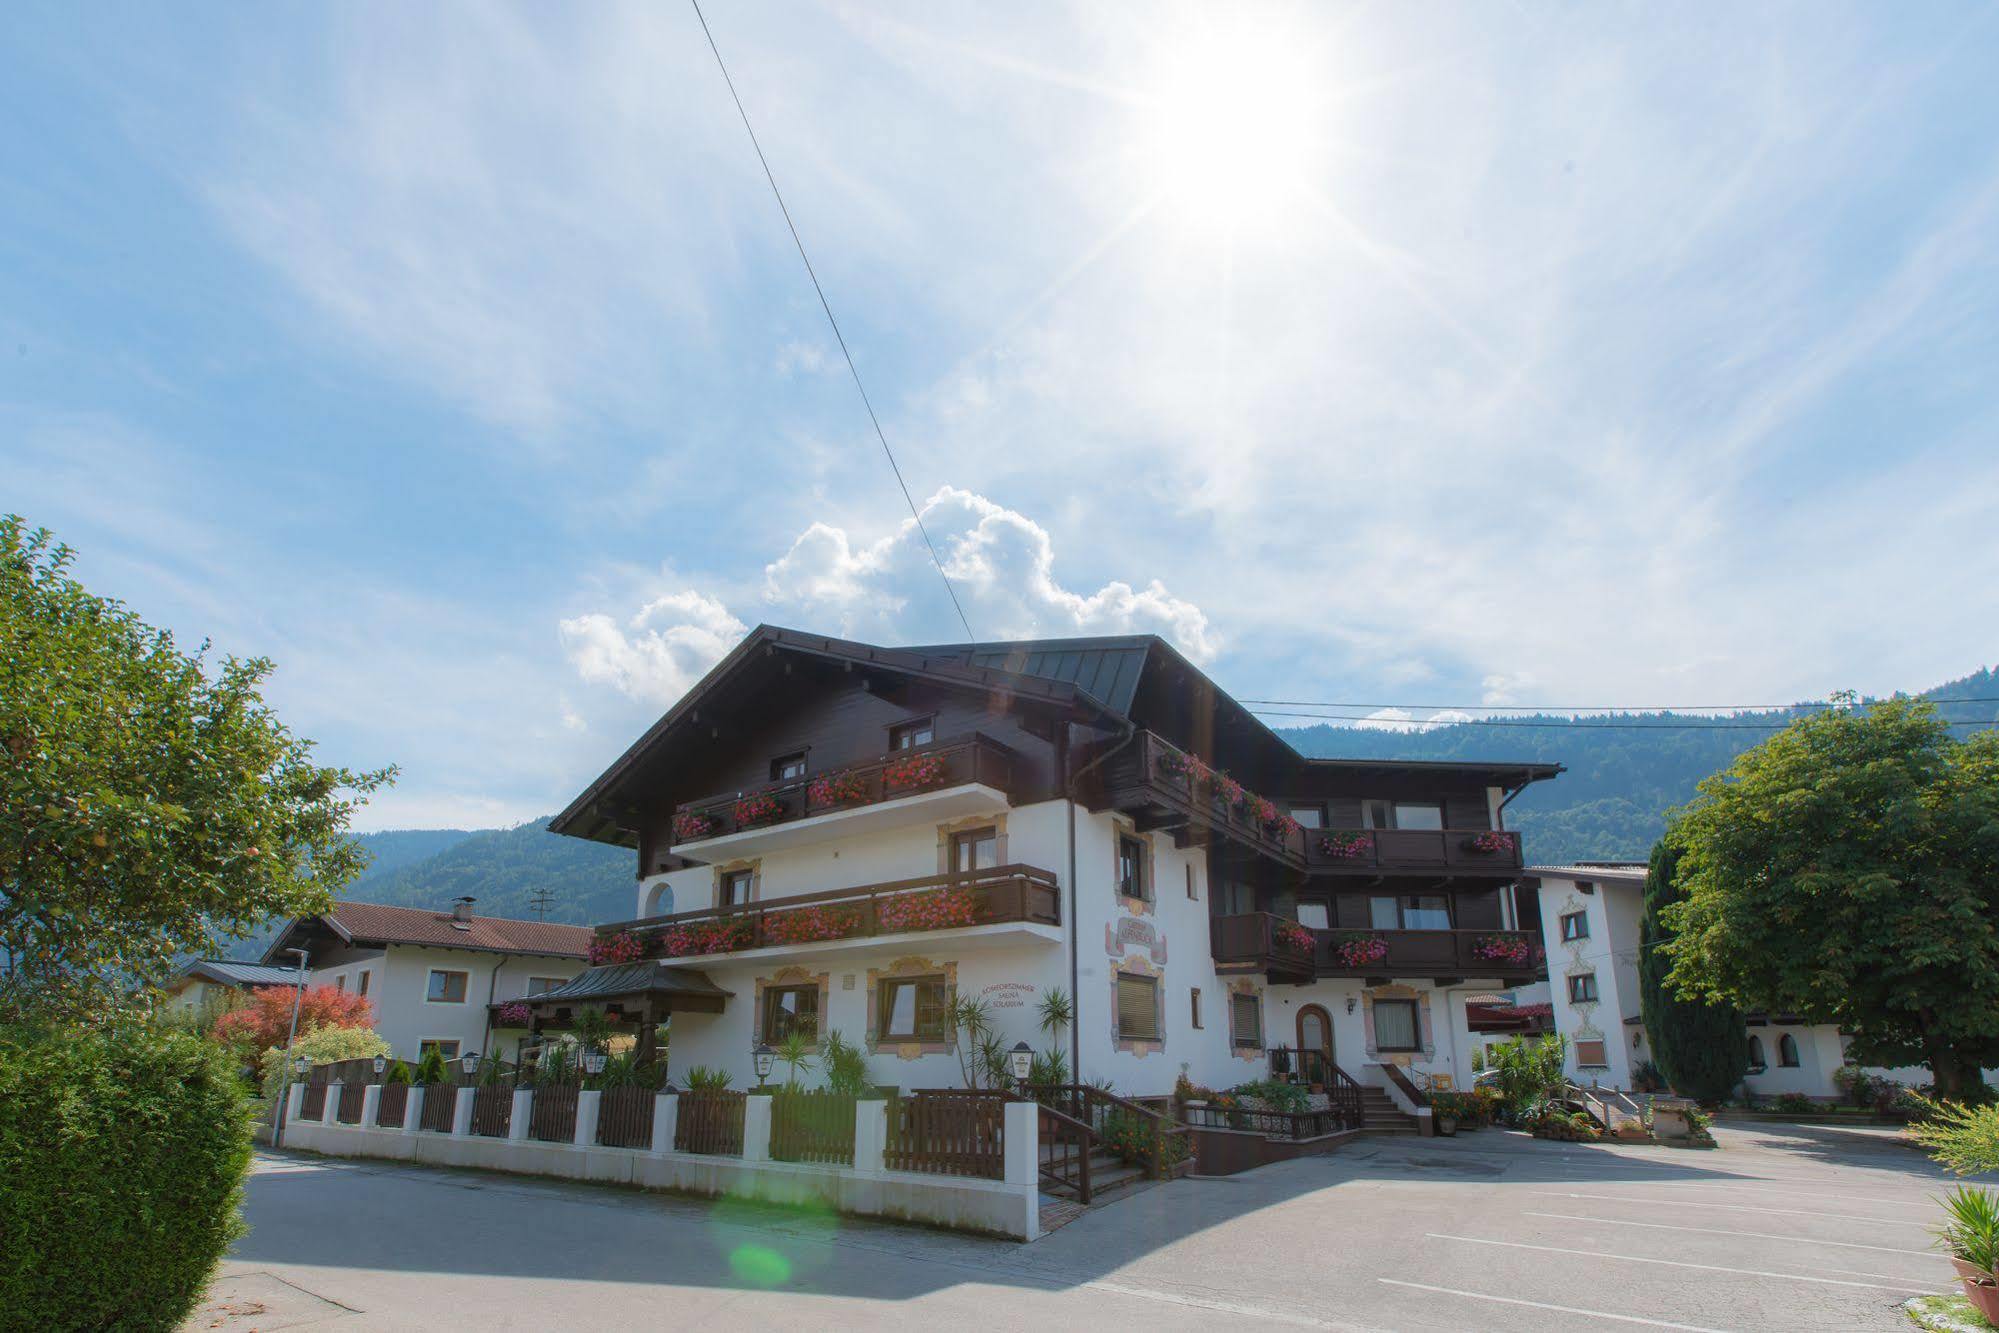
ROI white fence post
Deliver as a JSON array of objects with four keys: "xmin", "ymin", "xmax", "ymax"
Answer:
[
  {"xmin": 451, "ymin": 1086, "xmax": 475, "ymax": 1137},
  {"xmin": 743, "ymin": 1095, "xmax": 773, "ymax": 1163},
  {"xmin": 323, "ymin": 1081, "xmax": 342, "ymax": 1124},
  {"xmin": 1002, "ymin": 1100, "xmax": 1038, "ymax": 1187},
  {"xmin": 853, "ymin": 1099, "xmax": 886, "ymax": 1173},
  {"xmin": 287, "ymin": 1081, "xmax": 308, "ymax": 1123},
  {"xmin": 651, "ymin": 1094, "xmax": 678, "ymax": 1154},
  {"xmin": 575, "ymin": 1090, "xmax": 602, "ymax": 1148},
  {"xmin": 361, "ymin": 1084, "xmax": 382, "ymax": 1129},
  {"xmin": 403, "ymin": 1086, "xmax": 424, "ymax": 1136},
  {"xmin": 509, "ymin": 1088, "xmax": 534, "ymax": 1142}
]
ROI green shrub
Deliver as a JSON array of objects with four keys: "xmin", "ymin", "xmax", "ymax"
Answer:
[
  {"xmin": 1909, "ymin": 1097, "xmax": 1999, "ymax": 1174},
  {"xmin": 683, "ymin": 1065, "xmax": 732, "ymax": 1091},
  {"xmin": 385, "ymin": 1058, "xmax": 413, "ymax": 1085},
  {"xmin": 1488, "ymin": 1034, "xmax": 1568, "ymax": 1118},
  {"xmin": 1230, "ymin": 1078, "xmax": 1308, "ymax": 1113},
  {"xmin": 1770, "ymin": 1092, "xmax": 1819, "ymax": 1114},
  {"xmin": 1528, "ymin": 1109, "xmax": 1601, "ymax": 1142},
  {"xmin": 1101, "ymin": 1111, "xmax": 1190, "ymax": 1169},
  {"xmin": 822, "ymin": 1030, "xmax": 871, "ymax": 1097},
  {"xmin": 414, "ymin": 1046, "xmax": 449, "ymax": 1084},
  {"xmin": 257, "ymin": 1025, "xmax": 389, "ymax": 1101},
  {"xmin": 0, "ymin": 1023, "xmax": 253, "ymax": 1329}
]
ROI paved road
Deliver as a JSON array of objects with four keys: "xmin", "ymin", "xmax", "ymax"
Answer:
[{"xmin": 196, "ymin": 1121, "xmax": 1962, "ymax": 1330}]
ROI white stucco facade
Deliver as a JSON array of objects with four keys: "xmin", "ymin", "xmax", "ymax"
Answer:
[
  {"xmin": 633, "ymin": 793, "xmax": 1518, "ymax": 1098},
  {"xmin": 300, "ymin": 943, "xmax": 584, "ymax": 1063}
]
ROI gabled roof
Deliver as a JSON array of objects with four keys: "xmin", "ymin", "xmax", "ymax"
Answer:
[
  {"xmin": 262, "ymin": 901, "xmax": 592, "ymax": 964},
  {"xmin": 904, "ymin": 634, "xmax": 1156, "ymax": 715},
  {"xmin": 171, "ymin": 959, "xmax": 305, "ymax": 990}
]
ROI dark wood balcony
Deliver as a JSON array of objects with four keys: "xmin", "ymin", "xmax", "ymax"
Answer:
[
  {"xmin": 1315, "ymin": 926, "xmax": 1543, "ymax": 981},
  {"xmin": 1305, "ymin": 827, "xmax": 1522, "ymax": 873},
  {"xmin": 604, "ymin": 864, "xmax": 1062, "ymax": 961},
  {"xmin": 1210, "ymin": 912, "xmax": 1317, "ymax": 978},
  {"xmin": 669, "ymin": 733, "xmax": 1019, "ymax": 848},
  {"xmin": 1101, "ymin": 732, "xmax": 1308, "ymax": 869},
  {"xmin": 1211, "ymin": 914, "xmax": 1543, "ymax": 983}
]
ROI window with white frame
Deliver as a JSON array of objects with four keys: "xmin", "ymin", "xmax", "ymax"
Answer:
[
  {"xmin": 426, "ymin": 969, "xmax": 469, "ymax": 1003},
  {"xmin": 419, "ymin": 1038, "xmax": 460, "ymax": 1060},
  {"xmin": 1559, "ymin": 911, "xmax": 1589, "ymax": 942},
  {"xmin": 1567, "ymin": 972, "xmax": 1598, "ymax": 1004},
  {"xmin": 1372, "ymin": 998, "xmax": 1420, "ymax": 1052}
]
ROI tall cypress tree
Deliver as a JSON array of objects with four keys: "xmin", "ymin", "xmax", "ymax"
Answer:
[{"xmin": 1639, "ymin": 839, "xmax": 1748, "ymax": 1102}]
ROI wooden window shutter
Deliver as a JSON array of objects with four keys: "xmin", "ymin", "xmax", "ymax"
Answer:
[
  {"xmin": 1230, "ymin": 992, "xmax": 1262, "ymax": 1047},
  {"xmin": 1116, "ymin": 974, "xmax": 1159, "ymax": 1041}
]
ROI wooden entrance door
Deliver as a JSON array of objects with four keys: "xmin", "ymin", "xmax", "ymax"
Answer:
[{"xmin": 1297, "ymin": 1004, "xmax": 1335, "ymax": 1087}]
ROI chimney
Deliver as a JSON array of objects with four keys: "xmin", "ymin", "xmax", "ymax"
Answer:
[{"xmin": 450, "ymin": 896, "xmax": 476, "ymax": 930}]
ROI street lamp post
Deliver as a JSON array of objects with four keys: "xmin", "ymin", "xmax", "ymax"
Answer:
[
  {"xmin": 752, "ymin": 1044, "xmax": 774, "ymax": 1091},
  {"xmin": 1009, "ymin": 1041, "xmax": 1034, "ymax": 1094},
  {"xmin": 272, "ymin": 947, "xmax": 309, "ymax": 1149}
]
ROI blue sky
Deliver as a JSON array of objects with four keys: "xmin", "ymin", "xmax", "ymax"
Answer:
[{"xmin": 5, "ymin": 3, "xmax": 1998, "ymax": 830}]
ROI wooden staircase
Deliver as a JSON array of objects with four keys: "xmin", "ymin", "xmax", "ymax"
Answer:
[{"xmin": 1358, "ymin": 1085, "xmax": 1420, "ymax": 1134}]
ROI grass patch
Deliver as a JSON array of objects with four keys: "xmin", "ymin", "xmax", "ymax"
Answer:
[{"xmin": 1907, "ymin": 1293, "xmax": 1999, "ymax": 1331}]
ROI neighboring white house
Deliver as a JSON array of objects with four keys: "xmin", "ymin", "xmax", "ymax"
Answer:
[
  {"xmin": 534, "ymin": 626, "xmax": 1561, "ymax": 1100},
  {"xmin": 161, "ymin": 958, "xmax": 304, "ymax": 1016},
  {"xmin": 1527, "ymin": 863, "xmax": 1945, "ymax": 1097},
  {"xmin": 262, "ymin": 899, "xmax": 591, "ymax": 1063}
]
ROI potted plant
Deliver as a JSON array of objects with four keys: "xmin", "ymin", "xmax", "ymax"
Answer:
[{"xmin": 1936, "ymin": 1185, "xmax": 1999, "ymax": 1320}]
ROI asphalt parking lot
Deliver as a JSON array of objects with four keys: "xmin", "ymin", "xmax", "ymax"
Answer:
[{"xmin": 198, "ymin": 1119, "xmax": 1962, "ymax": 1330}]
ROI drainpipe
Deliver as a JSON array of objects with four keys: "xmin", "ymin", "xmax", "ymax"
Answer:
[
  {"xmin": 481, "ymin": 956, "xmax": 506, "ymax": 1057},
  {"xmin": 1063, "ymin": 715, "xmax": 1139, "ymax": 1083}
]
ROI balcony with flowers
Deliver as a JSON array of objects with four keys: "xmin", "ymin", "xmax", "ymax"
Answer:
[
  {"xmin": 596, "ymin": 864, "xmax": 1063, "ymax": 967},
  {"xmin": 667, "ymin": 733, "xmax": 1021, "ymax": 859}
]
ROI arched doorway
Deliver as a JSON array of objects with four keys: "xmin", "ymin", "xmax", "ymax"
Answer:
[{"xmin": 1297, "ymin": 1004, "xmax": 1335, "ymax": 1087}]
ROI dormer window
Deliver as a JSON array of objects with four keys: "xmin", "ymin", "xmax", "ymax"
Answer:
[{"xmin": 888, "ymin": 717, "xmax": 935, "ymax": 751}]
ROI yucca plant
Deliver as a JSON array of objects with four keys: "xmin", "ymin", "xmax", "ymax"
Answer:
[
  {"xmin": 1936, "ymin": 1185, "xmax": 1999, "ymax": 1274},
  {"xmin": 775, "ymin": 1029, "xmax": 818, "ymax": 1091}
]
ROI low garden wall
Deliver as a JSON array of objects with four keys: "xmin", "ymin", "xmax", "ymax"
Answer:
[{"xmin": 279, "ymin": 1082, "xmax": 1041, "ymax": 1240}]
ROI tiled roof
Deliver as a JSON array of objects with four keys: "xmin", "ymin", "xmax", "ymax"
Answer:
[
  {"xmin": 517, "ymin": 961, "xmax": 732, "ymax": 1004},
  {"xmin": 321, "ymin": 902, "xmax": 591, "ymax": 958}
]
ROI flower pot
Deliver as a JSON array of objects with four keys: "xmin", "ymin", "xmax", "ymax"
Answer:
[
  {"xmin": 1436, "ymin": 1114, "xmax": 1459, "ymax": 1137},
  {"xmin": 1962, "ymin": 1275, "xmax": 1999, "ymax": 1324},
  {"xmin": 1952, "ymin": 1258, "xmax": 1998, "ymax": 1283}
]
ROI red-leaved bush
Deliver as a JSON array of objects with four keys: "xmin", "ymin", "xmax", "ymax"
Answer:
[{"xmin": 212, "ymin": 984, "xmax": 374, "ymax": 1058}]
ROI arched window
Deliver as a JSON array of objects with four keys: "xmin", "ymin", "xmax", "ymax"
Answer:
[
  {"xmin": 644, "ymin": 881, "xmax": 675, "ymax": 917},
  {"xmin": 1778, "ymin": 1033, "xmax": 1801, "ymax": 1068},
  {"xmin": 1747, "ymin": 1035, "xmax": 1766, "ymax": 1069}
]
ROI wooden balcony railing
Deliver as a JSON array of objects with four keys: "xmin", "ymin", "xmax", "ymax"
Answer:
[
  {"xmin": 669, "ymin": 733, "xmax": 1019, "ymax": 846},
  {"xmin": 1306, "ymin": 827, "xmax": 1522, "ymax": 873},
  {"xmin": 610, "ymin": 864, "xmax": 1061, "ymax": 960},
  {"xmin": 1315, "ymin": 926, "xmax": 1543, "ymax": 978},
  {"xmin": 1110, "ymin": 733, "xmax": 1309, "ymax": 867},
  {"xmin": 1209, "ymin": 912, "xmax": 1316, "ymax": 975},
  {"xmin": 1211, "ymin": 915, "xmax": 1543, "ymax": 980}
]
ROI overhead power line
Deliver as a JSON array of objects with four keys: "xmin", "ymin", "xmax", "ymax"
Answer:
[
  {"xmin": 1239, "ymin": 696, "xmax": 1999, "ymax": 712},
  {"xmin": 688, "ymin": 0, "xmax": 975, "ymax": 641},
  {"xmin": 1249, "ymin": 707, "xmax": 1996, "ymax": 731}
]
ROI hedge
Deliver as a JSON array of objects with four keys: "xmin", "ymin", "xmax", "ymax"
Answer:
[{"xmin": 0, "ymin": 1023, "xmax": 254, "ymax": 1329}]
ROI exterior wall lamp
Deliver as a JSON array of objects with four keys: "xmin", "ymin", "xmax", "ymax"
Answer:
[
  {"xmin": 753, "ymin": 1043, "xmax": 775, "ymax": 1088},
  {"xmin": 1008, "ymin": 1041, "xmax": 1033, "ymax": 1088}
]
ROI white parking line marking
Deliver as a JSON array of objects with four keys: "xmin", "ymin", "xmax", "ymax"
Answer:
[
  {"xmin": 1571, "ymin": 1180, "xmax": 1941, "ymax": 1209},
  {"xmin": 1522, "ymin": 1211, "xmax": 1946, "ymax": 1259},
  {"xmin": 1376, "ymin": 1279, "xmax": 1734, "ymax": 1331},
  {"xmin": 1530, "ymin": 1190, "xmax": 1930, "ymax": 1226},
  {"xmin": 1428, "ymin": 1234, "xmax": 1936, "ymax": 1292}
]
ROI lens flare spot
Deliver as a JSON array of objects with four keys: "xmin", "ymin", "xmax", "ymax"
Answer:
[{"xmin": 728, "ymin": 1244, "xmax": 792, "ymax": 1287}]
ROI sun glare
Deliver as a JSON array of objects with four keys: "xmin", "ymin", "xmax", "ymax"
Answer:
[{"xmin": 1140, "ymin": 20, "xmax": 1327, "ymax": 235}]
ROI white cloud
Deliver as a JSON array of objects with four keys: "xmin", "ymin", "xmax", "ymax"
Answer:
[
  {"xmin": 774, "ymin": 340, "xmax": 831, "ymax": 377},
  {"xmin": 764, "ymin": 487, "xmax": 1219, "ymax": 660},
  {"xmin": 558, "ymin": 591, "xmax": 746, "ymax": 707}
]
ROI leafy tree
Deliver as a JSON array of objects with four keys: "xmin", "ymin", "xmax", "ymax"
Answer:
[
  {"xmin": 1665, "ymin": 697, "xmax": 1999, "ymax": 1098},
  {"xmin": 1638, "ymin": 840, "xmax": 1747, "ymax": 1102},
  {"xmin": 0, "ymin": 518, "xmax": 392, "ymax": 1020},
  {"xmin": 212, "ymin": 983, "xmax": 374, "ymax": 1061},
  {"xmin": 414, "ymin": 1047, "xmax": 450, "ymax": 1084},
  {"xmin": 256, "ymin": 1024, "xmax": 389, "ymax": 1100}
]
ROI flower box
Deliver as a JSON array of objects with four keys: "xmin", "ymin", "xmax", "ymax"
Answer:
[
  {"xmin": 732, "ymin": 792, "xmax": 783, "ymax": 828},
  {"xmin": 807, "ymin": 769, "xmax": 871, "ymax": 808},
  {"xmin": 1331, "ymin": 932, "xmax": 1390, "ymax": 968},
  {"xmin": 1470, "ymin": 934, "xmax": 1533, "ymax": 966},
  {"xmin": 882, "ymin": 753, "xmax": 947, "ymax": 794},
  {"xmin": 761, "ymin": 903, "xmax": 863, "ymax": 946},
  {"xmin": 495, "ymin": 1001, "xmax": 532, "ymax": 1027},
  {"xmin": 1274, "ymin": 920, "xmax": 1316, "ymax": 954},
  {"xmin": 588, "ymin": 931, "xmax": 645, "ymax": 966},
  {"xmin": 1463, "ymin": 831, "xmax": 1516, "ymax": 855},
  {"xmin": 1317, "ymin": 832, "xmax": 1374, "ymax": 861},
  {"xmin": 658, "ymin": 917, "xmax": 753, "ymax": 958},
  {"xmin": 673, "ymin": 811, "xmax": 717, "ymax": 843},
  {"xmin": 877, "ymin": 885, "xmax": 979, "ymax": 933}
]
